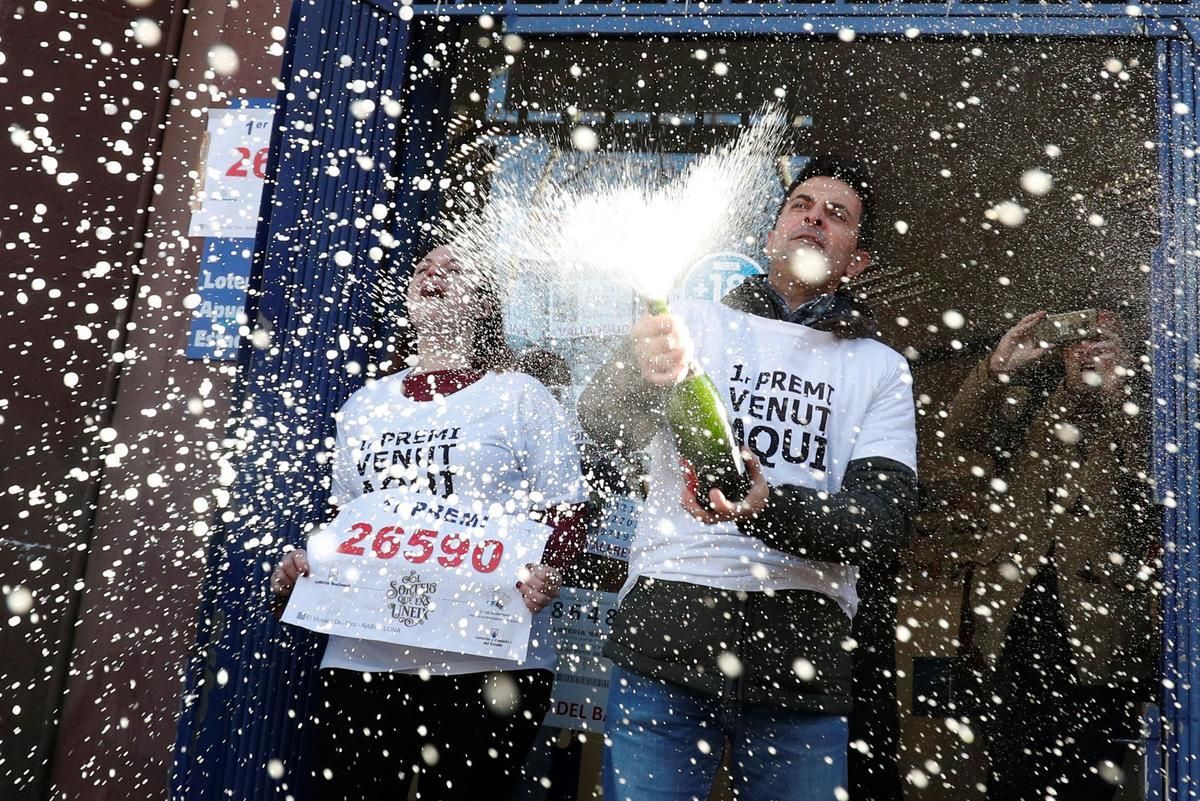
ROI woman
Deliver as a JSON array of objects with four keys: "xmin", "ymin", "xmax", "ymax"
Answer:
[{"xmin": 271, "ymin": 245, "xmax": 586, "ymax": 801}]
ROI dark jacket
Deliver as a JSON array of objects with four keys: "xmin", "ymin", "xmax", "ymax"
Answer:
[{"xmin": 577, "ymin": 276, "xmax": 918, "ymax": 717}]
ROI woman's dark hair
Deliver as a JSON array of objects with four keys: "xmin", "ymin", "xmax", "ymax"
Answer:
[
  {"xmin": 468, "ymin": 270, "xmax": 512, "ymax": 372},
  {"xmin": 776, "ymin": 154, "xmax": 876, "ymax": 250},
  {"xmin": 514, "ymin": 347, "xmax": 571, "ymax": 390}
]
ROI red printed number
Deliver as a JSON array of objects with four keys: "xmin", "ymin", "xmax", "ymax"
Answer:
[
  {"xmin": 225, "ymin": 147, "xmax": 269, "ymax": 179},
  {"xmin": 404, "ymin": 529, "xmax": 436, "ymax": 564},
  {"xmin": 471, "ymin": 540, "xmax": 504, "ymax": 574},
  {"xmin": 437, "ymin": 534, "xmax": 470, "ymax": 568},
  {"xmin": 371, "ymin": 525, "xmax": 402, "ymax": 559},
  {"xmin": 336, "ymin": 522, "xmax": 371, "ymax": 555},
  {"xmin": 338, "ymin": 524, "xmax": 505, "ymax": 574}
]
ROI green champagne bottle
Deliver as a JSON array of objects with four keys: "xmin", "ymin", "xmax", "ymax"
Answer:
[{"xmin": 648, "ymin": 299, "xmax": 751, "ymax": 509}]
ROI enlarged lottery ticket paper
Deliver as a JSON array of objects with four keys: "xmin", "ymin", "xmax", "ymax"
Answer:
[{"xmin": 282, "ymin": 491, "xmax": 549, "ymax": 662}]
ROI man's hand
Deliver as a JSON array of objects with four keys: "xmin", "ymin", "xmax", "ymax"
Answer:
[
  {"xmin": 988, "ymin": 310, "xmax": 1054, "ymax": 377},
  {"xmin": 632, "ymin": 312, "xmax": 694, "ymax": 386},
  {"xmin": 516, "ymin": 564, "xmax": 562, "ymax": 614},
  {"xmin": 681, "ymin": 451, "xmax": 771, "ymax": 524},
  {"xmin": 270, "ymin": 549, "xmax": 310, "ymax": 599}
]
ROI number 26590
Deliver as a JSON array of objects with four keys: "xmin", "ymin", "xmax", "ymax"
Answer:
[{"xmin": 336, "ymin": 522, "xmax": 504, "ymax": 574}]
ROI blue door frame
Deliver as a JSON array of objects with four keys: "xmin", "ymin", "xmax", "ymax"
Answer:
[{"xmin": 170, "ymin": 2, "xmax": 1200, "ymax": 799}]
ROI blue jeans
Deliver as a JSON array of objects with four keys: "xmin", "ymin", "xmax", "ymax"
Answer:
[{"xmin": 603, "ymin": 667, "xmax": 848, "ymax": 801}]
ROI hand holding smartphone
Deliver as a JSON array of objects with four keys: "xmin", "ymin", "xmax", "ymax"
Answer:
[{"xmin": 1033, "ymin": 309, "xmax": 1102, "ymax": 345}]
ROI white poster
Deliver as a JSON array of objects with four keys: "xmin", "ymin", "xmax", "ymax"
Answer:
[
  {"xmin": 188, "ymin": 106, "xmax": 275, "ymax": 239},
  {"xmin": 543, "ymin": 588, "xmax": 619, "ymax": 732},
  {"xmin": 282, "ymin": 492, "xmax": 549, "ymax": 662}
]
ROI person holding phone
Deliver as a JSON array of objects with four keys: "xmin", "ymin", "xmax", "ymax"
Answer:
[
  {"xmin": 945, "ymin": 309, "xmax": 1157, "ymax": 801},
  {"xmin": 270, "ymin": 245, "xmax": 587, "ymax": 801}
]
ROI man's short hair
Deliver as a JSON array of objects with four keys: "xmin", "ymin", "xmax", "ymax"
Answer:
[{"xmin": 777, "ymin": 155, "xmax": 876, "ymax": 251}]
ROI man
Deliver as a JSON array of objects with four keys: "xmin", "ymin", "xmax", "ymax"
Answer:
[
  {"xmin": 578, "ymin": 156, "xmax": 919, "ymax": 801},
  {"xmin": 944, "ymin": 310, "xmax": 1155, "ymax": 801}
]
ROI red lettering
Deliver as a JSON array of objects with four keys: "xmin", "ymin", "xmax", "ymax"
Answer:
[
  {"xmin": 336, "ymin": 522, "xmax": 371, "ymax": 555},
  {"xmin": 471, "ymin": 539, "xmax": 504, "ymax": 573},
  {"xmin": 371, "ymin": 525, "xmax": 402, "ymax": 559},
  {"xmin": 225, "ymin": 146, "xmax": 251, "ymax": 177},
  {"xmin": 252, "ymin": 147, "xmax": 268, "ymax": 179},
  {"xmin": 404, "ymin": 529, "xmax": 436, "ymax": 564},
  {"xmin": 437, "ymin": 533, "xmax": 470, "ymax": 568}
]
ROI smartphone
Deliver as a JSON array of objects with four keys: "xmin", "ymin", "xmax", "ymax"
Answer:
[{"xmin": 1034, "ymin": 309, "xmax": 1101, "ymax": 345}]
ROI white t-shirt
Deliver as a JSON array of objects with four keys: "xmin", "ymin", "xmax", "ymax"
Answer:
[
  {"xmin": 319, "ymin": 369, "xmax": 586, "ymax": 674},
  {"xmin": 626, "ymin": 299, "xmax": 918, "ymax": 619}
]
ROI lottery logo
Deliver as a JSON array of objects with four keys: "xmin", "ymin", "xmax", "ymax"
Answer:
[{"xmin": 386, "ymin": 572, "xmax": 438, "ymax": 628}]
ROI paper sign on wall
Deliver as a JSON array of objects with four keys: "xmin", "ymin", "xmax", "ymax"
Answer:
[{"xmin": 189, "ymin": 106, "xmax": 275, "ymax": 239}]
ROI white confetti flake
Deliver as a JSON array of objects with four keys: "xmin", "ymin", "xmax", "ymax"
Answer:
[
  {"xmin": 207, "ymin": 44, "xmax": 240, "ymax": 76},
  {"xmin": 787, "ymin": 248, "xmax": 830, "ymax": 286},
  {"xmin": 570, "ymin": 125, "xmax": 598, "ymax": 153},
  {"xmin": 131, "ymin": 18, "xmax": 162, "ymax": 48},
  {"xmin": 350, "ymin": 99, "xmax": 376, "ymax": 120},
  {"xmin": 942, "ymin": 310, "xmax": 965, "ymax": 330},
  {"xmin": 906, "ymin": 769, "xmax": 930, "ymax": 789},
  {"xmin": 483, "ymin": 673, "xmax": 520, "ymax": 716},
  {"xmin": 1020, "ymin": 168, "xmax": 1053, "ymax": 196},
  {"xmin": 992, "ymin": 201, "xmax": 1027, "ymax": 228},
  {"xmin": 1055, "ymin": 423, "xmax": 1081, "ymax": 443},
  {"xmin": 6, "ymin": 587, "xmax": 33, "ymax": 616}
]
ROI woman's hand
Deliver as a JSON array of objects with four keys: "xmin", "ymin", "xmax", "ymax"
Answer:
[
  {"xmin": 270, "ymin": 549, "xmax": 310, "ymax": 599},
  {"xmin": 517, "ymin": 564, "xmax": 562, "ymax": 614}
]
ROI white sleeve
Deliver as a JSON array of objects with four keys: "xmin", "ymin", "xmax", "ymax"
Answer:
[
  {"xmin": 850, "ymin": 355, "xmax": 918, "ymax": 473},
  {"xmin": 328, "ymin": 408, "xmax": 358, "ymax": 508},
  {"xmin": 516, "ymin": 379, "xmax": 587, "ymax": 507}
]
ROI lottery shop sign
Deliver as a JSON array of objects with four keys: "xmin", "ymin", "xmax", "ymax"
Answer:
[{"xmin": 283, "ymin": 492, "xmax": 549, "ymax": 662}]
